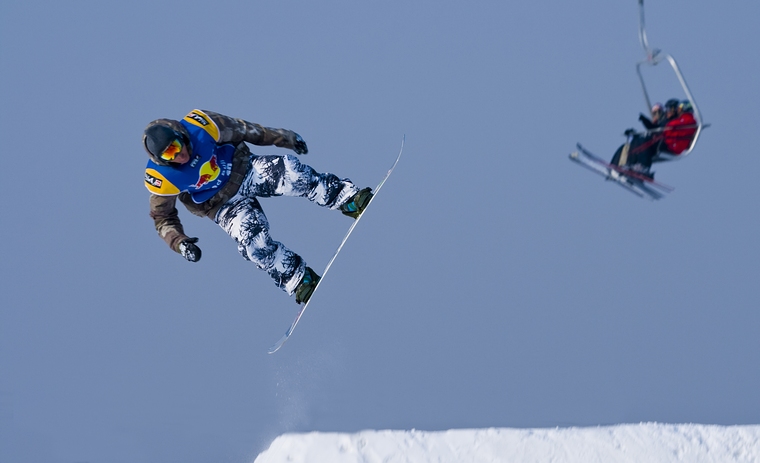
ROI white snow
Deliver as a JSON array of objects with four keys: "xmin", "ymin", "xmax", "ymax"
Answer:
[{"xmin": 254, "ymin": 423, "xmax": 760, "ymax": 463}]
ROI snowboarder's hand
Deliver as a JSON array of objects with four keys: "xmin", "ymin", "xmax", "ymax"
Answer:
[
  {"xmin": 293, "ymin": 134, "xmax": 308, "ymax": 155},
  {"xmin": 179, "ymin": 237, "xmax": 202, "ymax": 262},
  {"xmin": 624, "ymin": 128, "xmax": 636, "ymax": 137}
]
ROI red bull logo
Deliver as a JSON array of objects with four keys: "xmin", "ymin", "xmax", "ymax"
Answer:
[{"xmin": 194, "ymin": 155, "xmax": 220, "ymax": 189}]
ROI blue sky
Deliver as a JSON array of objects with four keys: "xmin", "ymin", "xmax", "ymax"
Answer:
[{"xmin": 1, "ymin": 1, "xmax": 758, "ymax": 462}]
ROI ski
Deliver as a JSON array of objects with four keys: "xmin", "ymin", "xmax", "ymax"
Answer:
[
  {"xmin": 268, "ymin": 137, "xmax": 405, "ymax": 354},
  {"xmin": 570, "ymin": 143, "xmax": 673, "ymax": 200}
]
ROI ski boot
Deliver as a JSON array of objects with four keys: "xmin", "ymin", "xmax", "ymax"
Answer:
[
  {"xmin": 340, "ymin": 187, "xmax": 373, "ymax": 219},
  {"xmin": 629, "ymin": 162, "xmax": 655, "ymax": 180},
  {"xmin": 294, "ymin": 266, "xmax": 320, "ymax": 304}
]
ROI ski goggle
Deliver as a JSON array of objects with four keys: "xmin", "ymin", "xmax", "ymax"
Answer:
[{"xmin": 160, "ymin": 139, "xmax": 183, "ymax": 162}]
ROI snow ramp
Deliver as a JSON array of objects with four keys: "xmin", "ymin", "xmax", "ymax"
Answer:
[{"xmin": 254, "ymin": 423, "xmax": 760, "ymax": 463}]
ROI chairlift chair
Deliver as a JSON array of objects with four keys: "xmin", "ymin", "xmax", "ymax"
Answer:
[{"xmin": 636, "ymin": 0, "xmax": 707, "ymax": 160}]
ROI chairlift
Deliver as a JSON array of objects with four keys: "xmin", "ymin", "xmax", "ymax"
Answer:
[
  {"xmin": 636, "ymin": 0, "xmax": 707, "ymax": 159},
  {"xmin": 568, "ymin": 1, "xmax": 708, "ymax": 200}
]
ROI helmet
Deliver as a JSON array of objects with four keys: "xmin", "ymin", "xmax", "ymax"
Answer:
[
  {"xmin": 678, "ymin": 100, "xmax": 693, "ymax": 113},
  {"xmin": 143, "ymin": 120, "xmax": 187, "ymax": 166},
  {"xmin": 664, "ymin": 99, "xmax": 680, "ymax": 111},
  {"xmin": 651, "ymin": 103, "xmax": 663, "ymax": 115}
]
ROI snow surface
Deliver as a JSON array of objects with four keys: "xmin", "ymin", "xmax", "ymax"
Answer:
[{"xmin": 254, "ymin": 423, "xmax": 760, "ymax": 463}]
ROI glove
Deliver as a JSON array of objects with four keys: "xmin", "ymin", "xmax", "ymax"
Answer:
[
  {"xmin": 179, "ymin": 237, "xmax": 202, "ymax": 262},
  {"xmin": 293, "ymin": 134, "xmax": 308, "ymax": 155},
  {"xmin": 624, "ymin": 128, "xmax": 636, "ymax": 137}
]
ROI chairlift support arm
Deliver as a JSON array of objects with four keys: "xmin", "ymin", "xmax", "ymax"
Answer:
[{"xmin": 636, "ymin": 0, "xmax": 705, "ymax": 155}]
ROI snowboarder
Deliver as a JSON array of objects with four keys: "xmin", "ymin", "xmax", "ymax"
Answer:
[{"xmin": 143, "ymin": 109, "xmax": 373, "ymax": 305}]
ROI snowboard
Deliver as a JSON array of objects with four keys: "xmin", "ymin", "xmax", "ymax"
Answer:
[{"xmin": 268, "ymin": 137, "xmax": 405, "ymax": 354}]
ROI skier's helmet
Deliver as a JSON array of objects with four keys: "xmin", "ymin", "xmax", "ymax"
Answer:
[
  {"xmin": 664, "ymin": 99, "xmax": 680, "ymax": 112},
  {"xmin": 678, "ymin": 100, "xmax": 693, "ymax": 113},
  {"xmin": 143, "ymin": 123, "xmax": 185, "ymax": 166}
]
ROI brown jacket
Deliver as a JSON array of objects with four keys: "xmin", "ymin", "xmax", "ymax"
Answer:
[{"xmin": 146, "ymin": 109, "xmax": 301, "ymax": 253}]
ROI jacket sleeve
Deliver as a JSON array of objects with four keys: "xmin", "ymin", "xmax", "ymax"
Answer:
[
  {"xmin": 638, "ymin": 113, "xmax": 656, "ymax": 130},
  {"xmin": 149, "ymin": 194, "xmax": 190, "ymax": 253},
  {"xmin": 201, "ymin": 109, "xmax": 300, "ymax": 150}
]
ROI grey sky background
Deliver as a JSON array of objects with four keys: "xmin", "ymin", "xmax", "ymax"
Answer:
[{"xmin": 1, "ymin": 1, "xmax": 758, "ymax": 462}]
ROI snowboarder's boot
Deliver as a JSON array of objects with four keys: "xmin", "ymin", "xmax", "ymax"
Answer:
[
  {"xmin": 295, "ymin": 266, "xmax": 320, "ymax": 304},
  {"xmin": 340, "ymin": 187, "xmax": 373, "ymax": 219}
]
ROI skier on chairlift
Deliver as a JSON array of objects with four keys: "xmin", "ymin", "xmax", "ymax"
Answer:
[
  {"xmin": 609, "ymin": 102, "xmax": 666, "ymax": 178},
  {"xmin": 661, "ymin": 99, "xmax": 698, "ymax": 155},
  {"xmin": 609, "ymin": 98, "xmax": 697, "ymax": 178}
]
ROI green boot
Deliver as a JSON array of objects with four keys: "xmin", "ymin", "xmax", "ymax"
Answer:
[
  {"xmin": 294, "ymin": 266, "xmax": 320, "ymax": 304},
  {"xmin": 340, "ymin": 187, "xmax": 373, "ymax": 219}
]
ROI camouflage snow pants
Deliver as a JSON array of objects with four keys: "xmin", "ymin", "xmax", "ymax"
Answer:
[{"xmin": 214, "ymin": 154, "xmax": 359, "ymax": 295}]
